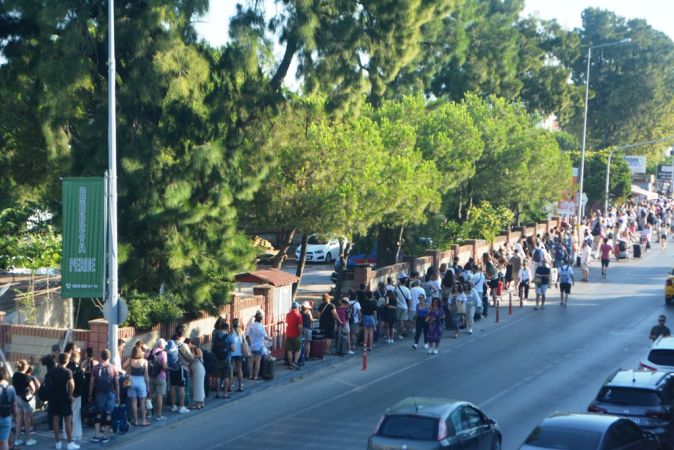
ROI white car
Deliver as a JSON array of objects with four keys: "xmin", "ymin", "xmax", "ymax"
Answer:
[
  {"xmin": 640, "ymin": 335, "xmax": 674, "ymax": 371},
  {"xmin": 295, "ymin": 234, "xmax": 345, "ymax": 264}
]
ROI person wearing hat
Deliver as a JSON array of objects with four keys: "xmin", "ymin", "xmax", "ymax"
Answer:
[{"xmin": 285, "ymin": 303, "xmax": 303, "ymax": 370}]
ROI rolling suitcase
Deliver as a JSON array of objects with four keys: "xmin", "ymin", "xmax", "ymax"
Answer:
[
  {"xmin": 336, "ymin": 328, "xmax": 349, "ymax": 356},
  {"xmin": 261, "ymin": 356, "xmax": 275, "ymax": 380},
  {"xmin": 633, "ymin": 244, "xmax": 642, "ymax": 258},
  {"xmin": 309, "ymin": 329, "xmax": 325, "ymax": 359}
]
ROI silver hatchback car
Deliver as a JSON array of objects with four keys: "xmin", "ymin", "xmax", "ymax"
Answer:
[{"xmin": 367, "ymin": 397, "xmax": 501, "ymax": 450}]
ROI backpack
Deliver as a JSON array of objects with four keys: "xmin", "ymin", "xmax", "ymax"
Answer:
[
  {"xmin": 111, "ymin": 404, "xmax": 129, "ymax": 434},
  {"xmin": 94, "ymin": 364, "xmax": 113, "ymax": 394},
  {"xmin": 202, "ymin": 349, "xmax": 217, "ymax": 376},
  {"xmin": 166, "ymin": 340, "xmax": 181, "ymax": 371},
  {"xmin": 591, "ymin": 221, "xmax": 601, "ymax": 236},
  {"xmin": 555, "ymin": 246, "xmax": 566, "ymax": 262},
  {"xmin": 211, "ymin": 332, "xmax": 230, "ymax": 361},
  {"xmin": 532, "ymin": 248, "xmax": 543, "ymax": 263},
  {"xmin": 559, "ymin": 267, "xmax": 572, "ymax": 284},
  {"xmin": 147, "ymin": 349, "xmax": 164, "ymax": 378},
  {"xmin": 345, "ymin": 303, "xmax": 355, "ymax": 325},
  {"xmin": 0, "ymin": 385, "xmax": 11, "ymax": 418}
]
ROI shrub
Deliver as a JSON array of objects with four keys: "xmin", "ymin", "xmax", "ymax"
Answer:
[{"xmin": 125, "ymin": 293, "xmax": 183, "ymax": 330}]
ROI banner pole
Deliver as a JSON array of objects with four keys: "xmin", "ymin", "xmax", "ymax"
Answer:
[{"xmin": 107, "ymin": 0, "xmax": 119, "ymax": 368}]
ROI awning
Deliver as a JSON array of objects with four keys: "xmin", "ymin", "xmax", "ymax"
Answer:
[
  {"xmin": 630, "ymin": 184, "xmax": 658, "ymax": 200},
  {"xmin": 234, "ymin": 269, "xmax": 299, "ymax": 287}
]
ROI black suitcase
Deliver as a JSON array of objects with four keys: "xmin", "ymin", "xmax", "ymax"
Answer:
[
  {"xmin": 633, "ymin": 244, "xmax": 642, "ymax": 258},
  {"xmin": 261, "ymin": 356, "xmax": 275, "ymax": 380},
  {"xmin": 336, "ymin": 328, "xmax": 349, "ymax": 356}
]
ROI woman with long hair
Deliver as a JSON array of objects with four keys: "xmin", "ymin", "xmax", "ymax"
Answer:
[
  {"xmin": 187, "ymin": 339, "xmax": 205, "ymax": 409},
  {"xmin": 426, "ymin": 298, "xmax": 446, "ymax": 354},
  {"xmin": 230, "ymin": 318, "xmax": 246, "ymax": 392},
  {"xmin": 12, "ymin": 360, "xmax": 35, "ymax": 447},
  {"xmin": 124, "ymin": 345, "xmax": 150, "ymax": 426}
]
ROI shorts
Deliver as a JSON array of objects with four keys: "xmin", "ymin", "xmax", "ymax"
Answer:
[
  {"xmin": 169, "ymin": 367, "xmax": 187, "ymax": 388},
  {"xmin": 95, "ymin": 392, "xmax": 115, "ymax": 415},
  {"xmin": 302, "ymin": 328, "xmax": 313, "ymax": 341},
  {"xmin": 323, "ymin": 326, "xmax": 336, "ymax": 340},
  {"xmin": 16, "ymin": 396, "xmax": 33, "ymax": 413},
  {"xmin": 350, "ymin": 323, "xmax": 361, "ymax": 336},
  {"xmin": 362, "ymin": 315, "xmax": 376, "ymax": 328},
  {"xmin": 285, "ymin": 337, "xmax": 301, "ymax": 353},
  {"xmin": 407, "ymin": 310, "xmax": 416, "ymax": 321},
  {"xmin": 149, "ymin": 377, "xmax": 167, "ymax": 396},
  {"xmin": 0, "ymin": 416, "xmax": 10, "ymax": 441},
  {"xmin": 216, "ymin": 360, "xmax": 232, "ymax": 380},
  {"xmin": 251, "ymin": 349, "xmax": 263, "ymax": 356},
  {"xmin": 396, "ymin": 308, "xmax": 408, "ymax": 321},
  {"xmin": 559, "ymin": 282, "xmax": 571, "ymax": 294},
  {"xmin": 535, "ymin": 284, "xmax": 549, "ymax": 296},
  {"xmin": 127, "ymin": 375, "xmax": 148, "ymax": 398},
  {"xmin": 601, "ymin": 258, "xmax": 610, "ymax": 268},
  {"xmin": 48, "ymin": 398, "xmax": 73, "ymax": 417}
]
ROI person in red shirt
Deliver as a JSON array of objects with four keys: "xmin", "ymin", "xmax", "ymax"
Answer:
[
  {"xmin": 599, "ymin": 237, "xmax": 613, "ymax": 279},
  {"xmin": 285, "ymin": 303, "xmax": 303, "ymax": 370}
]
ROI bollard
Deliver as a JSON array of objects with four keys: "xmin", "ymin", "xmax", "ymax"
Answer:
[
  {"xmin": 362, "ymin": 349, "xmax": 368, "ymax": 371},
  {"xmin": 508, "ymin": 292, "xmax": 513, "ymax": 315},
  {"xmin": 495, "ymin": 302, "xmax": 500, "ymax": 323},
  {"xmin": 520, "ymin": 293, "xmax": 523, "ymax": 308}
]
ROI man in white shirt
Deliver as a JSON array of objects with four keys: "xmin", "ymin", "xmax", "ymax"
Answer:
[
  {"xmin": 394, "ymin": 274, "xmax": 411, "ymax": 339},
  {"xmin": 470, "ymin": 265, "xmax": 487, "ymax": 317},
  {"xmin": 349, "ymin": 296, "xmax": 362, "ymax": 348},
  {"xmin": 409, "ymin": 280, "xmax": 425, "ymax": 316}
]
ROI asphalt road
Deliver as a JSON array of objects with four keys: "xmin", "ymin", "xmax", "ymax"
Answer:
[{"xmin": 113, "ymin": 244, "xmax": 673, "ymax": 450}]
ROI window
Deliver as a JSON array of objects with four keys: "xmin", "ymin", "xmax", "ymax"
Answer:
[
  {"xmin": 377, "ymin": 415, "xmax": 438, "ymax": 440},
  {"xmin": 598, "ymin": 387, "xmax": 662, "ymax": 406},
  {"xmin": 648, "ymin": 349, "xmax": 674, "ymax": 366},
  {"xmin": 611, "ymin": 420, "xmax": 645, "ymax": 446},
  {"xmin": 449, "ymin": 409, "xmax": 464, "ymax": 434},
  {"xmin": 463, "ymin": 406, "xmax": 485, "ymax": 429},
  {"xmin": 524, "ymin": 426, "xmax": 602, "ymax": 449}
]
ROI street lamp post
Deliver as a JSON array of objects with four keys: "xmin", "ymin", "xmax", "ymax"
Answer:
[
  {"xmin": 576, "ymin": 38, "xmax": 631, "ymax": 242},
  {"xmin": 604, "ymin": 149, "xmax": 615, "ymax": 215}
]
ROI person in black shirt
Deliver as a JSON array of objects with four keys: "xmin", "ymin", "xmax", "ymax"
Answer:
[
  {"xmin": 650, "ymin": 315, "xmax": 671, "ymax": 341},
  {"xmin": 360, "ymin": 291, "xmax": 378, "ymax": 351},
  {"xmin": 534, "ymin": 260, "xmax": 552, "ymax": 310},
  {"xmin": 46, "ymin": 353, "xmax": 77, "ymax": 449},
  {"xmin": 12, "ymin": 360, "xmax": 36, "ymax": 446}
]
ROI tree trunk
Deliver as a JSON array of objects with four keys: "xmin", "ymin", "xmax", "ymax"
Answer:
[
  {"xmin": 515, "ymin": 204, "xmax": 521, "ymax": 227},
  {"xmin": 292, "ymin": 233, "xmax": 309, "ymax": 298},
  {"xmin": 393, "ymin": 225, "xmax": 405, "ymax": 263},
  {"xmin": 271, "ymin": 229, "xmax": 296, "ymax": 269},
  {"xmin": 377, "ymin": 225, "xmax": 401, "ymax": 268}
]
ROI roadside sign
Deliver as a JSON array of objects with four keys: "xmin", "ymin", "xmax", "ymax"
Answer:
[
  {"xmin": 61, "ymin": 178, "xmax": 106, "ymax": 298},
  {"xmin": 624, "ymin": 155, "xmax": 647, "ymax": 174},
  {"xmin": 657, "ymin": 165, "xmax": 673, "ymax": 181}
]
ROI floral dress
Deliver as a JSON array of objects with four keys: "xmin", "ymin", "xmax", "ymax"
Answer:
[{"xmin": 427, "ymin": 307, "xmax": 446, "ymax": 344}]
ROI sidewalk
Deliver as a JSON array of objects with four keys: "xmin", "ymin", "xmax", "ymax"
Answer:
[{"xmin": 18, "ymin": 244, "xmax": 659, "ymax": 449}]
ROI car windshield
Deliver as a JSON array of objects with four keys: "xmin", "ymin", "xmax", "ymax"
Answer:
[
  {"xmin": 648, "ymin": 349, "xmax": 674, "ymax": 366},
  {"xmin": 524, "ymin": 426, "xmax": 602, "ymax": 449},
  {"xmin": 598, "ymin": 387, "xmax": 661, "ymax": 406},
  {"xmin": 308, "ymin": 234, "xmax": 331, "ymax": 245},
  {"xmin": 377, "ymin": 415, "xmax": 438, "ymax": 440}
]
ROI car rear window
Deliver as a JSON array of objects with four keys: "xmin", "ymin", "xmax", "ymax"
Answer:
[
  {"xmin": 377, "ymin": 415, "xmax": 438, "ymax": 440},
  {"xmin": 598, "ymin": 387, "xmax": 661, "ymax": 406},
  {"xmin": 524, "ymin": 426, "xmax": 602, "ymax": 449},
  {"xmin": 648, "ymin": 349, "xmax": 674, "ymax": 366}
]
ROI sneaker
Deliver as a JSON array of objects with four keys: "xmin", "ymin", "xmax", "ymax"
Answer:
[
  {"xmin": 99, "ymin": 437, "xmax": 110, "ymax": 444},
  {"xmin": 398, "ymin": 335, "xmax": 404, "ymax": 340},
  {"xmin": 55, "ymin": 443, "xmax": 62, "ymax": 450},
  {"xmin": 178, "ymin": 406, "xmax": 190, "ymax": 414},
  {"xmin": 468, "ymin": 328, "xmax": 473, "ymax": 335},
  {"xmin": 25, "ymin": 439, "xmax": 37, "ymax": 446},
  {"xmin": 412, "ymin": 344, "xmax": 417, "ymax": 350},
  {"xmin": 292, "ymin": 362, "xmax": 302, "ymax": 370},
  {"xmin": 423, "ymin": 343, "xmax": 429, "ymax": 349},
  {"xmin": 15, "ymin": 439, "xmax": 25, "ymax": 446},
  {"xmin": 170, "ymin": 405, "xmax": 178, "ymax": 413},
  {"xmin": 427, "ymin": 349, "xmax": 433, "ymax": 354},
  {"xmin": 433, "ymin": 349, "xmax": 438, "ymax": 354},
  {"xmin": 90, "ymin": 437, "xmax": 102, "ymax": 443},
  {"xmin": 155, "ymin": 415, "xmax": 167, "ymax": 421},
  {"xmin": 66, "ymin": 442, "xmax": 80, "ymax": 450},
  {"xmin": 347, "ymin": 351, "xmax": 355, "ymax": 355}
]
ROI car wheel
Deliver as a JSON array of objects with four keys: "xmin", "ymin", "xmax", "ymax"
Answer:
[
  {"xmin": 492, "ymin": 437, "xmax": 501, "ymax": 450},
  {"xmin": 325, "ymin": 252, "xmax": 332, "ymax": 264}
]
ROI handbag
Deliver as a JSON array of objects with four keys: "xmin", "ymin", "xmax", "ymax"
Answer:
[
  {"xmin": 145, "ymin": 398, "xmax": 153, "ymax": 411},
  {"xmin": 455, "ymin": 301, "xmax": 466, "ymax": 315},
  {"xmin": 241, "ymin": 334, "xmax": 252, "ymax": 358},
  {"xmin": 533, "ymin": 276, "xmax": 542, "ymax": 285}
]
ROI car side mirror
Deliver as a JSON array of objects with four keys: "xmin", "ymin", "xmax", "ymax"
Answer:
[{"xmin": 486, "ymin": 418, "xmax": 496, "ymax": 426}]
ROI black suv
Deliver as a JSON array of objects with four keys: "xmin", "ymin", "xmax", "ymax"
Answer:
[{"xmin": 589, "ymin": 369, "xmax": 674, "ymax": 449}]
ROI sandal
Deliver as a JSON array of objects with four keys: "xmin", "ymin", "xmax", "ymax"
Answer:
[
  {"xmin": 141, "ymin": 422, "xmax": 151, "ymax": 427},
  {"xmin": 237, "ymin": 386, "xmax": 244, "ymax": 392},
  {"xmin": 224, "ymin": 394, "xmax": 230, "ymax": 399}
]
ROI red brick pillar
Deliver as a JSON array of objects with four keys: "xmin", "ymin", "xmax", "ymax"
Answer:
[
  {"xmin": 253, "ymin": 286, "xmax": 274, "ymax": 325},
  {"xmin": 354, "ymin": 266, "xmax": 373, "ymax": 290},
  {"xmin": 88, "ymin": 319, "xmax": 109, "ymax": 358}
]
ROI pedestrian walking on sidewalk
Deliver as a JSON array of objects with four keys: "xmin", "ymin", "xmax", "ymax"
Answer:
[
  {"xmin": 383, "ymin": 291, "xmax": 398, "ymax": 344},
  {"xmin": 534, "ymin": 260, "xmax": 551, "ymax": 310},
  {"xmin": 580, "ymin": 240, "xmax": 591, "ymax": 281},
  {"xmin": 395, "ymin": 274, "xmax": 412, "ymax": 339},
  {"xmin": 12, "ymin": 360, "xmax": 36, "ymax": 447},
  {"xmin": 518, "ymin": 261, "xmax": 531, "ymax": 301},
  {"xmin": 464, "ymin": 283, "xmax": 480, "ymax": 334},
  {"xmin": 558, "ymin": 260, "xmax": 575, "ymax": 308},
  {"xmin": 451, "ymin": 287, "xmax": 467, "ymax": 339},
  {"xmin": 412, "ymin": 294, "xmax": 429, "ymax": 350},
  {"xmin": 599, "ymin": 237, "xmax": 613, "ymax": 279},
  {"xmin": 426, "ymin": 298, "xmax": 446, "ymax": 354},
  {"xmin": 89, "ymin": 349, "xmax": 119, "ymax": 444},
  {"xmin": 47, "ymin": 353, "xmax": 78, "ymax": 449}
]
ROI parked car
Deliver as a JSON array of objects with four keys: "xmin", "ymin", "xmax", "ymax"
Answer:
[
  {"xmin": 294, "ymin": 234, "xmax": 346, "ymax": 264},
  {"xmin": 520, "ymin": 412, "xmax": 660, "ymax": 449},
  {"xmin": 334, "ymin": 247, "xmax": 377, "ymax": 271},
  {"xmin": 665, "ymin": 269, "xmax": 674, "ymax": 304},
  {"xmin": 367, "ymin": 397, "xmax": 501, "ymax": 450},
  {"xmin": 640, "ymin": 336, "xmax": 674, "ymax": 372},
  {"xmin": 588, "ymin": 369, "xmax": 674, "ymax": 448}
]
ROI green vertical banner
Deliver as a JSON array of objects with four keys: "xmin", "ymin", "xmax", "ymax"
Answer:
[{"xmin": 61, "ymin": 177, "xmax": 106, "ymax": 298}]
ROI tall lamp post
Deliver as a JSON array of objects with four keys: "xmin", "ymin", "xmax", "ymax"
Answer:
[{"xmin": 576, "ymin": 38, "xmax": 631, "ymax": 242}]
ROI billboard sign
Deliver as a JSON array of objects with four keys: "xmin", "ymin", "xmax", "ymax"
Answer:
[
  {"xmin": 624, "ymin": 155, "xmax": 647, "ymax": 174},
  {"xmin": 61, "ymin": 178, "xmax": 106, "ymax": 298},
  {"xmin": 657, "ymin": 165, "xmax": 673, "ymax": 181}
]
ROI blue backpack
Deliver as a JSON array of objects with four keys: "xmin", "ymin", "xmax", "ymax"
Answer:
[
  {"xmin": 532, "ymin": 248, "xmax": 543, "ymax": 263},
  {"xmin": 166, "ymin": 340, "xmax": 181, "ymax": 371},
  {"xmin": 111, "ymin": 404, "xmax": 129, "ymax": 434}
]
